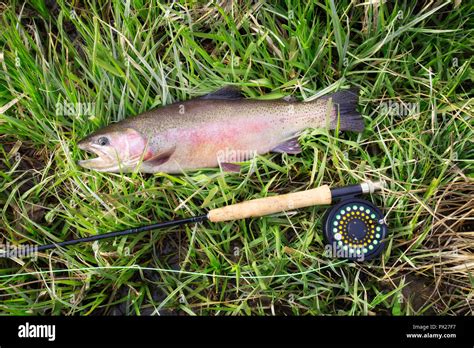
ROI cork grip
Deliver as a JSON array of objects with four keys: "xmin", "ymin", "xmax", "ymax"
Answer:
[{"xmin": 208, "ymin": 185, "xmax": 332, "ymax": 223}]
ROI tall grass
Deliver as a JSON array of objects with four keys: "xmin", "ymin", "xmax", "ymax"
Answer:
[{"xmin": 0, "ymin": 0, "xmax": 472, "ymax": 315}]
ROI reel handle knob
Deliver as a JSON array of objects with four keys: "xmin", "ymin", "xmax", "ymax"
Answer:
[
  {"xmin": 361, "ymin": 180, "xmax": 385, "ymax": 194},
  {"xmin": 208, "ymin": 185, "xmax": 332, "ymax": 222}
]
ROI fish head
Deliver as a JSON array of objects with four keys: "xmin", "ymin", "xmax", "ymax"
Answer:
[{"xmin": 77, "ymin": 127, "xmax": 150, "ymax": 172}]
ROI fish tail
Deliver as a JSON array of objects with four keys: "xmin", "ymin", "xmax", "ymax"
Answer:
[{"xmin": 323, "ymin": 88, "xmax": 364, "ymax": 132}]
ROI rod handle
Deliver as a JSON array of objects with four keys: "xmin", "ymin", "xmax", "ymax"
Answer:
[{"xmin": 208, "ymin": 185, "xmax": 332, "ymax": 222}]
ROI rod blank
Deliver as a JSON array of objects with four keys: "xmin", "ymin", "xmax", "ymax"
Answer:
[{"xmin": 35, "ymin": 215, "xmax": 208, "ymax": 252}]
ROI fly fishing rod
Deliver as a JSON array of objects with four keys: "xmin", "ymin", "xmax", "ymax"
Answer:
[{"xmin": 2, "ymin": 180, "xmax": 387, "ymax": 261}]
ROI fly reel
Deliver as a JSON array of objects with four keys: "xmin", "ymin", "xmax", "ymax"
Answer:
[{"xmin": 323, "ymin": 183, "xmax": 387, "ymax": 260}]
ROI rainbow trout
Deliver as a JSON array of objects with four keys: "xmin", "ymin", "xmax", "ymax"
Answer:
[{"xmin": 77, "ymin": 87, "xmax": 363, "ymax": 173}]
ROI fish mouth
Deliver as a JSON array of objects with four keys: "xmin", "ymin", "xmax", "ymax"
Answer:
[{"xmin": 77, "ymin": 142, "xmax": 118, "ymax": 171}]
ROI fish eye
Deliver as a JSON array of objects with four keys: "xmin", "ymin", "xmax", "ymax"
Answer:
[{"xmin": 97, "ymin": 137, "xmax": 109, "ymax": 146}]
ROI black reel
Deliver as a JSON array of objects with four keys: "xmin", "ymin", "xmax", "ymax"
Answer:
[{"xmin": 323, "ymin": 198, "xmax": 387, "ymax": 260}]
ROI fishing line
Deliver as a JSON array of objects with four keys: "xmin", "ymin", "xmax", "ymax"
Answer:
[{"xmin": 0, "ymin": 260, "xmax": 348, "ymax": 281}]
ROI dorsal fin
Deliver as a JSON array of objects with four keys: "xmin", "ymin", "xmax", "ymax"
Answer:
[{"xmin": 200, "ymin": 86, "xmax": 243, "ymax": 100}]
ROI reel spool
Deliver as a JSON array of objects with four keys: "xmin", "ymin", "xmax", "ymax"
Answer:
[{"xmin": 323, "ymin": 197, "xmax": 387, "ymax": 260}]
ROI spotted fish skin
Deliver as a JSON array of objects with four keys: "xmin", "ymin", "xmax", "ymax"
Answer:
[{"xmin": 77, "ymin": 87, "xmax": 363, "ymax": 173}]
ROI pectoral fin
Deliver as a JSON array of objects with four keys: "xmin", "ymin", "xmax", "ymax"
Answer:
[{"xmin": 144, "ymin": 146, "xmax": 176, "ymax": 166}]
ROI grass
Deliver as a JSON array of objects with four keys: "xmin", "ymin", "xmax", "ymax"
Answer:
[{"xmin": 0, "ymin": 0, "xmax": 472, "ymax": 315}]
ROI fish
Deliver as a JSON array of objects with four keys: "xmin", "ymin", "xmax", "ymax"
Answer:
[{"xmin": 77, "ymin": 86, "xmax": 363, "ymax": 173}]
